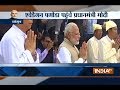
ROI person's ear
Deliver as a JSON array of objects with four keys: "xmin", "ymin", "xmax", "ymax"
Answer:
[{"xmin": 67, "ymin": 32, "xmax": 71, "ymax": 39}]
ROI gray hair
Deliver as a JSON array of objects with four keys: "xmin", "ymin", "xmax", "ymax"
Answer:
[{"xmin": 64, "ymin": 22, "xmax": 78, "ymax": 36}]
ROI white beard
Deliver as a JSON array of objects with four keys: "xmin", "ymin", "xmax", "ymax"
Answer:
[{"xmin": 75, "ymin": 41, "xmax": 79, "ymax": 45}]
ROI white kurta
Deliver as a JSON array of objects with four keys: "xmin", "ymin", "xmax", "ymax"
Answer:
[
  {"xmin": 98, "ymin": 35, "xmax": 117, "ymax": 63},
  {"xmin": 57, "ymin": 47, "xmax": 87, "ymax": 63},
  {"xmin": 87, "ymin": 36, "xmax": 99, "ymax": 63},
  {"xmin": 0, "ymin": 25, "xmax": 39, "ymax": 64}
]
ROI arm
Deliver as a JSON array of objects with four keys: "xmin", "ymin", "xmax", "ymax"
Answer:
[
  {"xmin": 87, "ymin": 40, "xmax": 98, "ymax": 63},
  {"xmin": 98, "ymin": 40, "xmax": 117, "ymax": 62},
  {"xmin": 3, "ymin": 38, "xmax": 36, "ymax": 63},
  {"xmin": 57, "ymin": 47, "xmax": 84, "ymax": 63}
]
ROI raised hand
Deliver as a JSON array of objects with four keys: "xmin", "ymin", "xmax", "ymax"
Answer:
[
  {"xmin": 25, "ymin": 29, "xmax": 37, "ymax": 55},
  {"xmin": 79, "ymin": 41, "xmax": 87, "ymax": 60}
]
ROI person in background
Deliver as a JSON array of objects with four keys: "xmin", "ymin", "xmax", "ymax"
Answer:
[
  {"xmin": 57, "ymin": 22, "xmax": 87, "ymax": 63},
  {"xmin": 83, "ymin": 19, "xmax": 97, "ymax": 42},
  {"xmin": 0, "ymin": 19, "xmax": 39, "ymax": 63},
  {"xmin": 98, "ymin": 20, "xmax": 120, "ymax": 63},
  {"xmin": 32, "ymin": 19, "xmax": 47, "ymax": 34},
  {"xmin": 115, "ymin": 34, "xmax": 120, "ymax": 62},
  {"xmin": 46, "ymin": 19, "xmax": 63, "ymax": 44},
  {"xmin": 87, "ymin": 24, "xmax": 103, "ymax": 63},
  {"xmin": 36, "ymin": 34, "xmax": 56, "ymax": 63},
  {"xmin": 97, "ymin": 19, "xmax": 109, "ymax": 37}
]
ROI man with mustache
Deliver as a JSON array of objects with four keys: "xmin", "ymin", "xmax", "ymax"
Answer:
[{"xmin": 57, "ymin": 22, "xmax": 87, "ymax": 63}]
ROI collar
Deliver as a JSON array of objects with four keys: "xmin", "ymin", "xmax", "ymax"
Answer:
[
  {"xmin": 93, "ymin": 36, "xmax": 99, "ymax": 41},
  {"xmin": 106, "ymin": 35, "xmax": 115, "ymax": 43},
  {"xmin": 12, "ymin": 24, "xmax": 27, "ymax": 38}
]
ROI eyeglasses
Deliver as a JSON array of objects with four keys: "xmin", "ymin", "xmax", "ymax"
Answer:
[{"xmin": 45, "ymin": 40, "xmax": 52, "ymax": 43}]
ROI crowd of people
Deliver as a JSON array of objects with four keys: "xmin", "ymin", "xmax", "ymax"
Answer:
[{"xmin": 0, "ymin": 10, "xmax": 120, "ymax": 64}]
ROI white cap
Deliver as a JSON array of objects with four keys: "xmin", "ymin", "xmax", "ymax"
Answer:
[
  {"xmin": 93, "ymin": 24, "xmax": 102, "ymax": 31},
  {"xmin": 105, "ymin": 20, "xmax": 117, "ymax": 31}
]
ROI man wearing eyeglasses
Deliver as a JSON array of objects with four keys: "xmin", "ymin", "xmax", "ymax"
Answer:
[{"xmin": 36, "ymin": 34, "xmax": 55, "ymax": 63}]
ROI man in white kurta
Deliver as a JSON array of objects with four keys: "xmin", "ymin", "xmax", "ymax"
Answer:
[
  {"xmin": 57, "ymin": 38, "xmax": 86, "ymax": 63},
  {"xmin": 98, "ymin": 35, "xmax": 118, "ymax": 63},
  {"xmin": 57, "ymin": 22, "xmax": 87, "ymax": 63},
  {"xmin": 0, "ymin": 24, "xmax": 39, "ymax": 63},
  {"xmin": 87, "ymin": 24, "xmax": 103, "ymax": 63},
  {"xmin": 98, "ymin": 20, "xmax": 120, "ymax": 63}
]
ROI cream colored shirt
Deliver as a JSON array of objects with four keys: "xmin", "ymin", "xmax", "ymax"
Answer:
[
  {"xmin": 98, "ymin": 35, "xmax": 117, "ymax": 63},
  {"xmin": 87, "ymin": 36, "xmax": 99, "ymax": 63}
]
